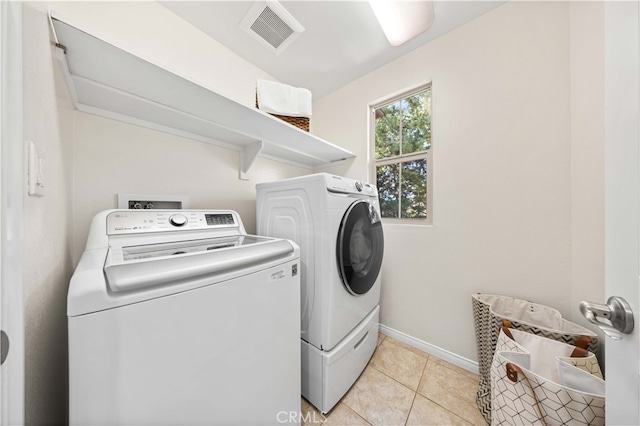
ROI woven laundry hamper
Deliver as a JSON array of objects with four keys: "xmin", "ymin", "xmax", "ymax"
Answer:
[
  {"xmin": 255, "ymin": 95, "xmax": 310, "ymax": 132},
  {"xmin": 472, "ymin": 293, "xmax": 599, "ymax": 424}
]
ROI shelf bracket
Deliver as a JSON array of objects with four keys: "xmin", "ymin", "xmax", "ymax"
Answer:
[
  {"xmin": 239, "ymin": 141, "xmax": 264, "ymax": 180},
  {"xmin": 53, "ymin": 45, "xmax": 79, "ymax": 109}
]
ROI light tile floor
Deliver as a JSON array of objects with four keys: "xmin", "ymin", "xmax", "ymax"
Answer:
[{"xmin": 301, "ymin": 334, "xmax": 488, "ymax": 426}]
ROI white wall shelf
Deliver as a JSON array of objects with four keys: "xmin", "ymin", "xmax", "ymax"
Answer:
[{"xmin": 49, "ymin": 13, "xmax": 354, "ymax": 179}]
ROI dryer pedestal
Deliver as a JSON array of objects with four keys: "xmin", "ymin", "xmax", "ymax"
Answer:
[{"xmin": 301, "ymin": 305, "xmax": 379, "ymax": 413}]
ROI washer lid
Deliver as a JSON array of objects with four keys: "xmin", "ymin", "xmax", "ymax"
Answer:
[
  {"xmin": 68, "ymin": 235, "xmax": 299, "ymax": 317},
  {"xmin": 120, "ymin": 235, "xmax": 259, "ymax": 261},
  {"xmin": 104, "ymin": 235, "xmax": 292, "ymax": 293}
]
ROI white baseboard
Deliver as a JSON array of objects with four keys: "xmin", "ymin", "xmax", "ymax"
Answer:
[{"xmin": 378, "ymin": 324, "xmax": 479, "ymax": 375}]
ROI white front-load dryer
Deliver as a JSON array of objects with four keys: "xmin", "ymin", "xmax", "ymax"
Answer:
[{"xmin": 257, "ymin": 173, "xmax": 384, "ymax": 413}]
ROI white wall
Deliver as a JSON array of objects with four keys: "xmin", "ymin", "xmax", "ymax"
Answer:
[
  {"xmin": 23, "ymin": 3, "xmax": 75, "ymax": 424},
  {"xmin": 569, "ymin": 2, "xmax": 606, "ymax": 335},
  {"xmin": 23, "ymin": 1, "xmax": 310, "ymax": 423},
  {"xmin": 50, "ymin": 1, "xmax": 274, "ymax": 107},
  {"xmin": 43, "ymin": 1, "xmax": 311, "ymax": 263},
  {"xmin": 71, "ymin": 113, "xmax": 309, "ymax": 262},
  {"xmin": 313, "ymin": 1, "xmax": 604, "ymax": 362},
  {"xmin": 49, "ymin": 1, "xmax": 312, "ymax": 264},
  {"xmin": 21, "ymin": 2, "xmax": 608, "ymax": 424}
]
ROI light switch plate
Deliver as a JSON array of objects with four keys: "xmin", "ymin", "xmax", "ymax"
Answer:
[{"xmin": 26, "ymin": 140, "xmax": 44, "ymax": 197}]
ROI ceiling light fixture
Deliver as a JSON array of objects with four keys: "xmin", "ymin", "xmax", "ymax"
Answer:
[{"xmin": 369, "ymin": 0, "xmax": 435, "ymax": 47}]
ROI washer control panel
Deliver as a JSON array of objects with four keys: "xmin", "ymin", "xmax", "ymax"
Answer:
[{"xmin": 107, "ymin": 210, "xmax": 238, "ymax": 235}]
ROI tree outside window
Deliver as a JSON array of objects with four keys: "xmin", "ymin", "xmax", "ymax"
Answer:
[{"xmin": 372, "ymin": 85, "xmax": 432, "ymax": 222}]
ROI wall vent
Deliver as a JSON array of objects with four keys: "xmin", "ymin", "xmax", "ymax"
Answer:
[{"xmin": 240, "ymin": 1, "xmax": 304, "ymax": 55}]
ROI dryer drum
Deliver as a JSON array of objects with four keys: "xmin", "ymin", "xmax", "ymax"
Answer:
[{"xmin": 337, "ymin": 200, "xmax": 384, "ymax": 295}]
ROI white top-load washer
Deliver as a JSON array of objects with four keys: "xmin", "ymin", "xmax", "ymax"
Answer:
[
  {"xmin": 68, "ymin": 209, "xmax": 301, "ymax": 426},
  {"xmin": 257, "ymin": 173, "xmax": 384, "ymax": 413}
]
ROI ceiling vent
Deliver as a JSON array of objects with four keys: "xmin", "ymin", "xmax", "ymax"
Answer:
[{"xmin": 240, "ymin": 1, "xmax": 305, "ymax": 55}]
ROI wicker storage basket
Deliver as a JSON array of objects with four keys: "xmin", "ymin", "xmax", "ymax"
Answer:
[
  {"xmin": 472, "ymin": 293, "xmax": 599, "ymax": 424},
  {"xmin": 256, "ymin": 95, "xmax": 310, "ymax": 132}
]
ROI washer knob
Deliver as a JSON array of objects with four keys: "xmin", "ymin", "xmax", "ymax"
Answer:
[
  {"xmin": 355, "ymin": 181, "xmax": 363, "ymax": 192},
  {"xmin": 169, "ymin": 214, "xmax": 188, "ymax": 227}
]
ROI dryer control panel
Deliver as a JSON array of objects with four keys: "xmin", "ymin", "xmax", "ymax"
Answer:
[
  {"xmin": 324, "ymin": 174, "xmax": 378, "ymax": 197},
  {"xmin": 107, "ymin": 210, "xmax": 239, "ymax": 235}
]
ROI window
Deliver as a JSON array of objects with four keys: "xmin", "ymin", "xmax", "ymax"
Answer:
[{"xmin": 371, "ymin": 84, "xmax": 432, "ymax": 222}]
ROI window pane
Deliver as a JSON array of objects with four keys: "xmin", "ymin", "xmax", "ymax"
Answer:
[
  {"xmin": 376, "ymin": 163, "xmax": 399, "ymax": 218},
  {"xmin": 401, "ymin": 89, "xmax": 431, "ymax": 154},
  {"xmin": 374, "ymin": 101, "xmax": 401, "ymax": 159},
  {"xmin": 401, "ymin": 159, "xmax": 427, "ymax": 218}
]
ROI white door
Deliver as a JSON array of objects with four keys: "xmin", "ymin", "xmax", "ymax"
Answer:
[
  {"xmin": 603, "ymin": 1, "xmax": 640, "ymax": 424},
  {"xmin": 0, "ymin": 1, "xmax": 24, "ymax": 425}
]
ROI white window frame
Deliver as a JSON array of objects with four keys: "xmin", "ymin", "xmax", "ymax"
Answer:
[{"xmin": 368, "ymin": 82, "xmax": 433, "ymax": 225}]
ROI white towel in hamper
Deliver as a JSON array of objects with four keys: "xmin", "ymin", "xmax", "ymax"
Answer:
[{"xmin": 257, "ymin": 79, "xmax": 312, "ymax": 118}]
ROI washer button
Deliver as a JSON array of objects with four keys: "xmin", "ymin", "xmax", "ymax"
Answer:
[
  {"xmin": 355, "ymin": 181, "xmax": 363, "ymax": 192},
  {"xmin": 169, "ymin": 214, "xmax": 188, "ymax": 227}
]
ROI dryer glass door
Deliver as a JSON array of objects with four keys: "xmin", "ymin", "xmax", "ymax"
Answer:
[{"xmin": 337, "ymin": 200, "xmax": 384, "ymax": 295}]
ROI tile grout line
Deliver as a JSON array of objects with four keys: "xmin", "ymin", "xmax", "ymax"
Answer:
[
  {"xmin": 385, "ymin": 334, "xmax": 480, "ymax": 381},
  {"xmin": 424, "ymin": 395, "xmax": 478, "ymax": 426},
  {"xmin": 365, "ymin": 336, "xmax": 430, "ymax": 395},
  {"xmin": 325, "ymin": 400, "xmax": 372, "ymax": 426},
  {"xmin": 338, "ymin": 374, "xmax": 376, "ymax": 426},
  {"xmin": 365, "ymin": 338, "xmax": 431, "ymax": 425},
  {"xmin": 343, "ymin": 358, "xmax": 420, "ymax": 424},
  {"xmin": 342, "ymin": 335, "xmax": 482, "ymax": 425},
  {"xmin": 403, "ymin": 358, "xmax": 429, "ymax": 426},
  {"xmin": 367, "ymin": 358, "xmax": 425, "ymax": 394},
  {"xmin": 416, "ymin": 357, "xmax": 484, "ymax": 425},
  {"xmin": 384, "ymin": 336, "xmax": 432, "ymax": 360},
  {"xmin": 354, "ymin": 407, "xmax": 373, "ymax": 426},
  {"xmin": 430, "ymin": 400, "xmax": 482, "ymax": 425}
]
